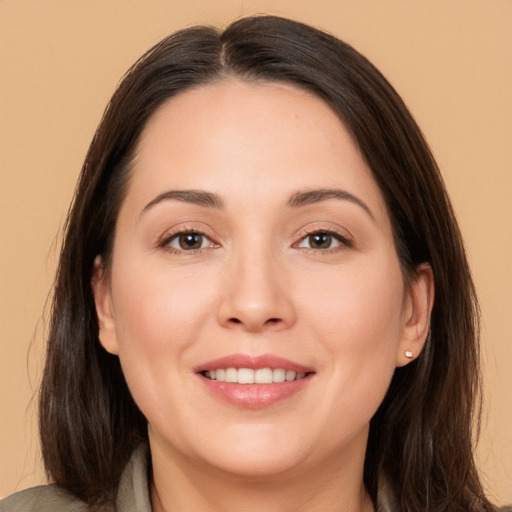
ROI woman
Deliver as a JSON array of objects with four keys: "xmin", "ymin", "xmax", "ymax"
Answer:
[{"xmin": 0, "ymin": 15, "xmax": 498, "ymax": 512}]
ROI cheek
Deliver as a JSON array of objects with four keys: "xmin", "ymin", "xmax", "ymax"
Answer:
[
  {"xmin": 111, "ymin": 256, "xmax": 217, "ymax": 349},
  {"xmin": 306, "ymin": 257, "xmax": 404, "ymax": 349},
  {"xmin": 107, "ymin": 256, "xmax": 220, "ymax": 409},
  {"xmin": 300, "ymin": 257, "xmax": 405, "ymax": 406}
]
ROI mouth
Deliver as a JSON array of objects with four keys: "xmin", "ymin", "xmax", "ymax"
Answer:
[
  {"xmin": 196, "ymin": 354, "xmax": 315, "ymax": 408},
  {"xmin": 202, "ymin": 368, "xmax": 308, "ymax": 384}
]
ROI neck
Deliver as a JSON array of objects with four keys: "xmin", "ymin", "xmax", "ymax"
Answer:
[{"xmin": 149, "ymin": 434, "xmax": 375, "ymax": 512}]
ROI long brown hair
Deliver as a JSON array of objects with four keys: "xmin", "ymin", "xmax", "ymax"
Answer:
[{"xmin": 39, "ymin": 15, "xmax": 495, "ymax": 511}]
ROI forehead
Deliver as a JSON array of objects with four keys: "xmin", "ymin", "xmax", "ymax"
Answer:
[{"xmin": 126, "ymin": 78, "xmax": 389, "ymax": 225}]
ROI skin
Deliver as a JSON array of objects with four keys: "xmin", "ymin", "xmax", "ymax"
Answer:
[{"xmin": 93, "ymin": 79, "xmax": 433, "ymax": 512}]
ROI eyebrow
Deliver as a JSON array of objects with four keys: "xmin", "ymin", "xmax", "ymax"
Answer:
[
  {"xmin": 141, "ymin": 189, "xmax": 224, "ymax": 215},
  {"xmin": 140, "ymin": 187, "xmax": 373, "ymax": 220},
  {"xmin": 287, "ymin": 189, "xmax": 374, "ymax": 220}
]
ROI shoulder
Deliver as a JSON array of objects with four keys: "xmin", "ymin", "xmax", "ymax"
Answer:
[
  {"xmin": 0, "ymin": 485, "xmax": 95, "ymax": 512},
  {"xmin": 0, "ymin": 445, "xmax": 149, "ymax": 512}
]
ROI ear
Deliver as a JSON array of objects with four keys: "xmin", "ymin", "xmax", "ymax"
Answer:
[
  {"xmin": 91, "ymin": 256, "xmax": 119, "ymax": 355},
  {"xmin": 396, "ymin": 263, "xmax": 434, "ymax": 367}
]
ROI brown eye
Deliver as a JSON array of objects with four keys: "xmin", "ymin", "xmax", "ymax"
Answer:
[
  {"xmin": 166, "ymin": 232, "xmax": 213, "ymax": 251},
  {"xmin": 178, "ymin": 233, "xmax": 203, "ymax": 250},
  {"xmin": 297, "ymin": 231, "xmax": 348, "ymax": 250},
  {"xmin": 308, "ymin": 233, "xmax": 332, "ymax": 249}
]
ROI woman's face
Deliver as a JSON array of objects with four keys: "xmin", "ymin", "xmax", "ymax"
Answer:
[{"xmin": 94, "ymin": 79, "xmax": 431, "ymax": 480}]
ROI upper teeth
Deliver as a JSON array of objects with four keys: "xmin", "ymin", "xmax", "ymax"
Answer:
[{"xmin": 204, "ymin": 368, "xmax": 306, "ymax": 384}]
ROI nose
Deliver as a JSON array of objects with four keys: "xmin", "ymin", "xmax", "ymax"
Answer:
[{"xmin": 217, "ymin": 247, "xmax": 297, "ymax": 332}]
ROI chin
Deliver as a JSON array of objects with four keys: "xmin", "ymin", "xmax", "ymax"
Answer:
[
  {"xmin": 202, "ymin": 447, "xmax": 308, "ymax": 480},
  {"xmin": 185, "ymin": 423, "xmax": 315, "ymax": 479}
]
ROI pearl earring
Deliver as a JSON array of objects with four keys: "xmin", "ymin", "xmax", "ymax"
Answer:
[{"xmin": 404, "ymin": 350, "xmax": 413, "ymax": 359}]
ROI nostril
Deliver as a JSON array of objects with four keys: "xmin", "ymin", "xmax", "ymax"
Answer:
[{"xmin": 227, "ymin": 317, "xmax": 281, "ymax": 327}]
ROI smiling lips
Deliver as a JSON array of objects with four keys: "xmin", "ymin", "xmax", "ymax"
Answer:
[{"xmin": 196, "ymin": 355, "xmax": 314, "ymax": 408}]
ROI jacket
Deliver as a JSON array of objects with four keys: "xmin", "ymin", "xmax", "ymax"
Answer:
[
  {"xmin": 0, "ymin": 445, "xmax": 150, "ymax": 512},
  {"xmin": 3, "ymin": 446, "xmax": 507, "ymax": 511}
]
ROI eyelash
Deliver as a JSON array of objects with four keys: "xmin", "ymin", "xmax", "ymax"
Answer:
[
  {"xmin": 157, "ymin": 227, "xmax": 353, "ymax": 255},
  {"xmin": 294, "ymin": 228, "xmax": 353, "ymax": 253},
  {"xmin": 158, "ymin": 228, "xmax": 217, "ymax": 254}
]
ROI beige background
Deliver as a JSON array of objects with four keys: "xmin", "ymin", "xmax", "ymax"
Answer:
[{"xmin": 0, "ymin": 0, "xmax": 511, "ymax": 505}]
